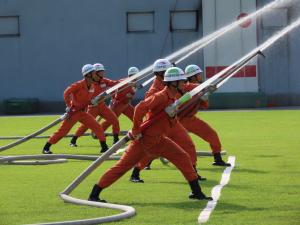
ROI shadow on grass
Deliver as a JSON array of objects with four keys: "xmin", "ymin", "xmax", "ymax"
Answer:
[
  {"xmin": 215, "ymin": 202, "xmax": 266, "ymax": 213},
  {"xmin": 197, "ymin": 167, "xmax": 226, "ymax": 173},
  {"xmin": 149, "ymin": 180, "xmax": 219, "ymax": 187},
  {"xmin": 129, "ymin": 200, "xmax": 209, "ymax": 210},
  {"xmin": 234, "ymin": 168, "xmax": 269, "ymax": 174},
  {"xmin": 68, "ymin": 145, "xmax": 100, "ymax": 148},
  {"xmin": 225, "ymin": 183, "xmax": 252, "ymax": 189},
  {"xmin": 123, "ymin": 198, "xmax": 295, "ymax": 214},
  {"xmin": 255, "ymin": 154, "xmax": 280, "ymax": 158},
  {"xmin": 199, "ymin": 165, "xmax": 269, "ymax": 174}
]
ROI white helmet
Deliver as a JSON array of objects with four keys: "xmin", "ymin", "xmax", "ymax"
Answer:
[
  {"xmin": 164, "ymin": 67, "xmax": 186, "ymax": 82},
  {"xmin": 185, "ymin": 64, "xmax": 203, "ymax": 78},
  {"xmin": 128, "ymin": 66, "xmax": 139, "ymax": 76},
  {"xmin": 82, "ymin": 64, "xmax": 95, "ymax": 76},
  {"xmin": 153, "ymin": 59, "xmax": 172, "ymax": 72},
  {"xmin": 94, "ymin": 63, "xmax": 105, "ymax": 71}
]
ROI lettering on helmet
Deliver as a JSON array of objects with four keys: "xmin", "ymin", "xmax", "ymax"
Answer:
[
  {"xmin": 157, "ymin": 64, "xmax": 166, "ymax": 69},
  {"xmin": 166, "ymin": 73, "xmax": 181, "ymax": 77},
  {"xmin": 84, "ymin": 66, "xmax": 93, "ymax": 74},
  {"xmin": 157, "ymin": 61, "xmax": 170, "ymax": 68}
]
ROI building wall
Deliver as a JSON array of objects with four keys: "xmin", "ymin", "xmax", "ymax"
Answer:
[
  {"xmin": 203, "ymin": 0, "xmax": 258, "ymax": 93},
  {"xmin": 0, "ymin": 0, "xmax": 203, "ymax": 113},
  {"xmin": 0, "ymin": 0, "xmax": 299, "ymax": 113},
  {"xmin": 257, "ymin": 0, "xmax": 300, "ymax": 106}
]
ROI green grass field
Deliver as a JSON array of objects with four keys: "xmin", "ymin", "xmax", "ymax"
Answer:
[{"xmin": 0, "ymin": 109, "xmax": 300, "ymax": 225}]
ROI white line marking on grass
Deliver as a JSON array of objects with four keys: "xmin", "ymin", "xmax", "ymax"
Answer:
[{"xmin": 198, "ymin": 156, "xmax": 236, "ymax": 224}]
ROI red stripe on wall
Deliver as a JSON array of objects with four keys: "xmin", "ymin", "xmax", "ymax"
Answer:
[{"xmin": 205, "ymin": 65, "xmax": 256, "ymax": 78}]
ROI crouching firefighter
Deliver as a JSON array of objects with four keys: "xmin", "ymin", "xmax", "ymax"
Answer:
[
  {"xmin": 88, "ymin": 67, "xmax": 212, "ymax": 202},
  {"xmin": 70, "ymin": 63, "xmax": 120, "ymax": 151},
  {"xmin": 179, "ymin": 64, "xmax": 230, "ymax": 166},
  {"xmin": 42, "ymin": 64, "xmax": 109, "ymax": 154},
  {"xmin": 129, "ymin": 59, "xmax": 206, "ymax": 182}
]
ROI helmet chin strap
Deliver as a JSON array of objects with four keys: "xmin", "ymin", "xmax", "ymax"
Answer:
[
  {"xmin": 169, "ymin": 81, "xmax": 184, "ymax": 94},
  {"xmin": 177, "ymin": 87, "xmax": 184, "ymax": 95},
  {"xmin": 85, "ymin": 74, "xmax": 92, "ymax": 80},
  {"xmin": 92, "ymin": 73, "xmax": 102, "ymax": 83},
  {"xmin": 189, "ymin": 76, "xmax": 202, "ymax": 84},
  {"xmin": 157, "ymin": 74, "xmax": 164, "ymax": 81},
  {"xmin": 92, "ymin": 76, "xmax": 98, "ymax": 82},
  {"xmin": 93, "ymin": 73, "xmax": 98, "ymax": 82}
]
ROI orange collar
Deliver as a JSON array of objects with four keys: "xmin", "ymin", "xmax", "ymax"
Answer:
[
  {"xmin": 154, "ymin": 77, "xmax": 165, "ymax": 89},
  {"xmin": 78, "ymin": 79, "xmax": 89, "ymax": 91}
]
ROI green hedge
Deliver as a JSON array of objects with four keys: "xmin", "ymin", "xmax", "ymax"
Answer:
[
  {"xmin": 3, "ymin": 98, "xmax": 39, "ymax": 114},
  {"xmin": 209, "ymin": 92, "xmax": 267, "ymax": 109}
]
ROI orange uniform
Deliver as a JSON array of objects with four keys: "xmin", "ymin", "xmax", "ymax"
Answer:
[
  {"xmin": 98, "ymin": 87, "xmax": 198, "ymax": 188},
  {"xmin": 135, "ymin": 78, "xmax": 198, "ymax": 170},
  {"xmin": 48, "ymin": 80, "xmax": 105, "ymax": 144},
  {"xmin": 74, "ymin": 78, "xmax": 120, "ymax": 137},
  {"xmin": 178, "ymin": 83, "xmax": 222, "ymax": 154},
  {"xmin": 101, "ymin": 80, "xmax": 136, "ymax": 131}
]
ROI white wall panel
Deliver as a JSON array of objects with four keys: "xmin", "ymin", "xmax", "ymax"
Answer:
[
  {"xmin": 0, "ymin": 16, "xmax": 19, "ymax": 36},
  {"xmin": 203, "ymin": 0, "xmax": 258, "ymax": 93}
]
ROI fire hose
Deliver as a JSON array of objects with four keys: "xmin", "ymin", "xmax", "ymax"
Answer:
[{"xmin": 1, "ymin": 3, "xmax": 298, "ymax": 224}]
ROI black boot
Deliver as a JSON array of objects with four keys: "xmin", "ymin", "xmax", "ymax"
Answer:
[
  {"xmin": 42, "ymin": 142, "xmax": 53, "ymax": 154},
  {"xmin": 193, "ymin": 165, "xmax": 207, "ymax": 181},
  {"xmin": 188, "ymin": 179, "xmax": 212, "ymax": 200},
  {"xmin": 70, "ymin": 136, "xmax": 78, "ymax": 147},
  {"xmin": 113, "ymin": 133, "xmax": 119, "ymax": 144},
  {"xmin": 88, "ymin": 184, "xmax": 106, "ymax": 202},
  {"xmin": 130, "ymin": 167, "xmax": 144, "ymax": 183},
  {"xmin": 159, "ymin": 157, "xmax": 169, "ymax": 165},
  {"xmin": 91, "ymin": 132, "xmax": 97, "ymax": 139},
  {"xmin": 213, "ymin": 153, "xmax": 231, "ymax": 167},
  {"xmin": 144, "ymin": 160, "xmax": 153, "ymax": 170},
  {"xmin": 100, "ymin": 141, "xmax": 109, "ymax": 153}
]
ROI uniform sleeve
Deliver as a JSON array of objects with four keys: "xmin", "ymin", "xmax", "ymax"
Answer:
[
  {"xmin": 103, "ymin": 78, "xmax": 120, "ymax": 87},
  {"xmin": 199, "ymin": 99, "xmax": 209, "ymax": 109},
  {"xmin": 145, "ymin": 87, "xmax": 159, "ymax": 99},
  {"xmin": 183, "ymin": 83, "xmax": 198, "ymax": 92},
  {"xmin": 144, "ymin": 79, "xmax": 163, "ymax": 99},
  {"xmin": 63, "ymin": 83, "xmax": 80, "ymax": 107},
  {"xmin": 132, "ymin": 93, "xmax": 166, "ymax": 134}
]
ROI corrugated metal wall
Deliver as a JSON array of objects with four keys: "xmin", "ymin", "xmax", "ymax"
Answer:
[
  {"xmin": 203, "ymin": 0, "xmax": 258, "ymax": 93},
  {"xmin": 0, "ymin": 0, "xmax": 203, "ymax": 112},
  {"xmin": 0, "ymin": 0, "xmax": 299, "ymax": 113},
  {"xmin": 257, "ymin": 0, "xmax": 300, "ymax": 106}
]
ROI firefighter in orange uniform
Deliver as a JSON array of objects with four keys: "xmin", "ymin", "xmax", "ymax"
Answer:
[
  {"xmin": 88, "ymin": 67, "xmax": 212, "ymax": 202},
  {"xmin": 179, "ymin": 64, "xmax": 230, "ymax": 166},
  {"xmin": 42, "ymin": 64, "xmax": 108, "ymax": 154},
  {"xmin": 129, "ymin": 59, "xmax": 205, "ymax": 183},
  {"xmin": 70, "ymin": 63, "xmax": 120, "ymax": 152},
  {"xmin": 101, "ymin": 67, "xmax": 139, "ymax": 132}
]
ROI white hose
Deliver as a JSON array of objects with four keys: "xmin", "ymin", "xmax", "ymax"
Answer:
[
  {"xmin": 0, "ymin": 113, "xmax": 67, "ymax": 152},
  {"xmin": 25, "ymin": 195, "xmax": 135, "ymax": 225},
  {"xmin": 2, "ymin": 2, "xmax": 297, "ymax": 224},
  {"xmin": 1, "ymin": 136, "xmax": 136, "ymax": 225},
  {"xmin": 0, "ymin": 111, "xmax": 135, "ymax": 225}
]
